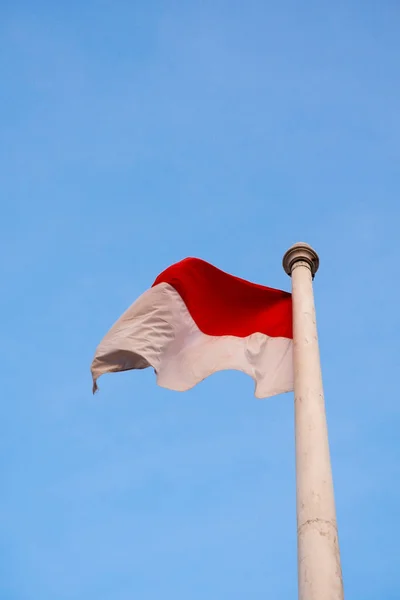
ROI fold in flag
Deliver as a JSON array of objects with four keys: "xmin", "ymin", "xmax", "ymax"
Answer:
[{"xmin": 91, "ymin": 258, "xmax": 293, "ymax": 398}]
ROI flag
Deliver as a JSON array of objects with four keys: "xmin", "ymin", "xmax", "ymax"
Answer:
[{"xmin": 91, "ymin": 258, "xmax": 293, "ymax": 398}]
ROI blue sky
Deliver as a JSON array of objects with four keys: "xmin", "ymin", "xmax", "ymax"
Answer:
[{"xmin": 1, "ymin": 1, "xmax": 399, "ymax": 598}]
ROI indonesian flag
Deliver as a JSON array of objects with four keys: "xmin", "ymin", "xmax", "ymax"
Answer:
[{"xmin": 91, "ymin": 258, "xmax": 293, "ymax": 398}]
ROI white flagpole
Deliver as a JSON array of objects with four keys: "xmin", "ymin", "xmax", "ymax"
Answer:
[{"xmin": 283, "ymin": 243, "xmax": 344, "ymax": 600}]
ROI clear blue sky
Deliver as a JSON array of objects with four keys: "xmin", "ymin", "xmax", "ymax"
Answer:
[{"xmin": 1, "ymin": 1, "xmax": 399, "ymax": 598}]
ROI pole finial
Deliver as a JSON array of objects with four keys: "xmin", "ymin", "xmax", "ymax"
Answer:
[{"xmin": 282, "ymin": 242, "xmax": 319, "ymax": 277}]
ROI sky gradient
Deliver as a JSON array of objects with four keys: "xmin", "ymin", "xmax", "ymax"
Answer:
[{"xmin": 1, "ymin": 1, "xmax": 399, "ymax": 599}]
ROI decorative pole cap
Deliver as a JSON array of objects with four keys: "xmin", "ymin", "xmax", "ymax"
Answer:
[{"xmin": 282, "ymin": 242, "xmax": 320, "ymax": 277}]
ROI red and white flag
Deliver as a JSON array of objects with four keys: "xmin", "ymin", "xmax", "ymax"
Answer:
[{"xmin": 91, "ymin": 258, "xmax": 293, "ymax": 398}]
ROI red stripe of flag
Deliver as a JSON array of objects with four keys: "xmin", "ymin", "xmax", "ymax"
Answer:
[{"xmin": 152, "ymin": 258, "xmax": 292, "ymax": 338}]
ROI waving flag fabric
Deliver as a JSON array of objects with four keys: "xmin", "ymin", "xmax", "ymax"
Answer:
[{"xmin": 91, "ymin": 258, "xmax": 293, "ymax": 398}]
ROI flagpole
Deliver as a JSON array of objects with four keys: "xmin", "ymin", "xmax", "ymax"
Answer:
[{"xmin": 283, "ymin": 243, "xmax": 344, "ymax": 600}]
